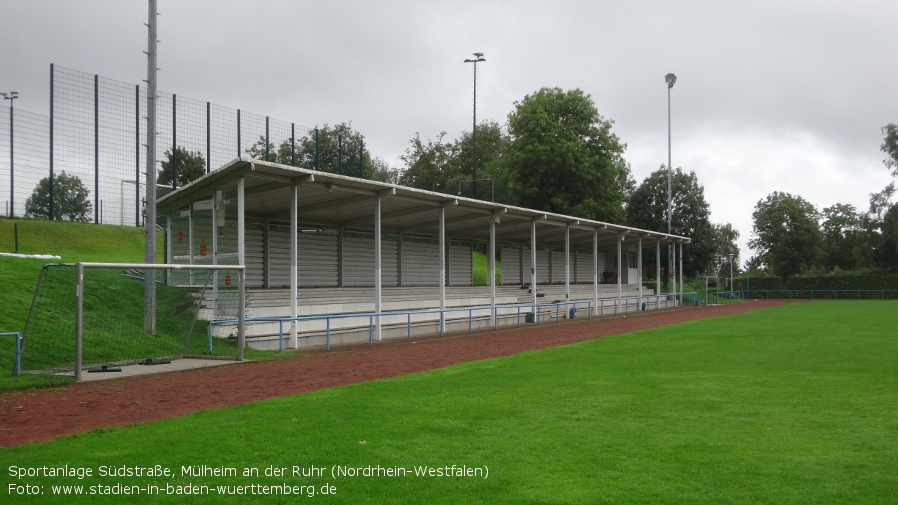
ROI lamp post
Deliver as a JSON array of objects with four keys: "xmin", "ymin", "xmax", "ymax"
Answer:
[
  {"xmin": 1, "ymin": 91, "xmax": 18, "ymax": 217},
  {"xmin": 464, "ymin": 52, "xmax": 485, "ymax": 199},
  {"xmin": 664, "ymin": 73, "xmax": 676, "ymax": 296},
  {"xmin": 728, "ymin": 252, "xmax": 734, "ymax": 299}
]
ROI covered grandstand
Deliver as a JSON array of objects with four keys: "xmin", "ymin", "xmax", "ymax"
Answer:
[{"xmin": 156, "ymin": 158, "xmax": 691, "ymax": 349}]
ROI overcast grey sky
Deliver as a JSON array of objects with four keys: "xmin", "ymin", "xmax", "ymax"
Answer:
[{"xmin": 2, "ymin": 0, "xmax": 896, "ymax": 263}]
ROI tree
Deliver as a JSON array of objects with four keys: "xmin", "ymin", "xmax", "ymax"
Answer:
[
  {"xmin": 626, "ymin": 166, "xmax": 715, "ymax": 277},
  {"xmin": 369, "ymin": 157, "xmax": 401, "ymax": 185},
  {"xmin": 25, "ymin": 171, "xmax": 92, "ymax": 222},
  {"xmin": 158, "ymin": 147, "xmax": 205, "ymax": 188},
  {"xmin": 882, "ymin": 123, "xmax": 898, "ymax": 176},
  {"xmin": 505, "ymin": 87, "xmax": 626, "ymax": 223},
  {"xmin": 445, "ymin": 120, "xmax": 511, "ymax": 202},
  {"xmin": 296, "ymin": 123, "xmax": 369, "ymax": 177},
  {"xmin": 749, "ymin": 192, "xmax": 822, "ymax": 278},
  {"xmin": 711, "ymin": 222, "xmax": 741, "ymax": 271},
  {"xmin": 398, "ymin": 131, "xmax": 459, "ymax": 192},
  {"xmin": 821, "ymin": 203, "xmax": 864, "ymax": 271}
]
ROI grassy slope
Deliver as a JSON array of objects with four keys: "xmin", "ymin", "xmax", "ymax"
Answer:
[
  {"xmin": 2, "ymin": 301, "xmax": 896, "ymax": 504},
  {"xmin": 0, "ymin": 218, "xmax": 188, "ymax": 389},
  {"xmin": 0, "ymin": 217, "xmax": 162, "ymax": 330}
]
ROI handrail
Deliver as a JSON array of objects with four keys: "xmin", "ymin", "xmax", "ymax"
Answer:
[{"xmin": 208, "ymin": 292, "xmax": 700, "ymax": 351}]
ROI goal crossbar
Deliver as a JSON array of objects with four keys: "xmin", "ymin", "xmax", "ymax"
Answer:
[{"xmin": 74, "ymin": 262, "xmax": 246, "ymax": 381}]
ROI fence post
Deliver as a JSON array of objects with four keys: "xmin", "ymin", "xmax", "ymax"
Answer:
[
  {"xmin": 94, "ymin": 74, "xmax": 99, "ymax": 223},
  {"xmin": 49, "ymin": 63, "xmax": 55, "ymax": 220},
  {"xmin": 172, "ymin": 94, "xmax": 177, "ymax": 189},
  {"xmin": 206, "ymin": 101, "xmax": 211, "ymax": 173},
  {"xmin": 135, "ymin": 85, "xmax": 141, "ymax": 226}
]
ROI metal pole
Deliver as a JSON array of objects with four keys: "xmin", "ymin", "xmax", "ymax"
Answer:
[
  {"xmin": 9, "ymin": 95, "xmax": 12, "ymax": 217},
  {"xmin": 463, "ymin": 54, "xmax": 485, "ymax": 198},
  {"xmin": 172, "ymin": 94, "xmax": 177, "ymax": 189},
  {"xmin": 135, "ymin": 85, "xmax": 140, "ymax": 226},
  {"xmin": 314, "ymin": 128, "xmax": 319, "ymax": 170},
  {"xmin": 94, "ymin": 75, "xmax": 99, "ymax": 223},
  {"xmin": 49, "ymin": 65, "xmax": 55, "ymax": 220},
  {"xmin": 144, "ymin": 0, "xmax": 158, "ymax": 335},
  {"xmin": 206, "ymin": 101, "xmax": 211, "ymax": 173},
  {"xmin": 1, "ymin": 92, "xmax": 17, "ymax": 217},
  {"xmin": 237, "ymin": 177, "xmax": 246, "ymax": 358},
  {"xmin": 75, "ymin": 263, "xmax": 83, "ymax": 381},
  {"xmin": 472, "ymin": 61, "xmax": 477, "ymax": 199},
  {"xmin": 665, "ymin": 73, "xmax": 677, "ymax": 297},
  {"xmin": 374, "ymin": 195, "xmax": 382, "ymax": 340}
]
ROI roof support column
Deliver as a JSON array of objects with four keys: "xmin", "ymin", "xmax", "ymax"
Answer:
[
  {"xmin": 211, "ymin": 191, "xmax": 219, "ymax": 316},
  {"xmin": 237, "ymin": 177, "xmax": 245, "ymax": 267},
  {"xmin": 638, "ymin": 237, "xmax": 644, "ymax": 308},
  {"xmin": 290, "ymin": 181, "xmax": 298, "ymax": 348},
  {"xmin": 656, "ymin": 240, "xmax": 662, "ymax": 303},
  {"xmin": 489, "ymin": 213, "xmax": 497, "ymax": 328},
  {"xmin": 530, "ymin": 221, "xmax": 537, "ymax": 305},
  {"xmin": 187, "ymin": 202, "xmax": 194, "ymax": 268},
  {"xmin": 679, "ymin": 242, "xmax": 684, "ymax": 306},
  {"xmin": 374, "ymin": 195, "xmax": 382, "ymax": 341},
  {"xmin": 617, "ymin": 234, "xmax": 623, "ymax": 302},
  {"xmin": 236, "ymin": 177, "xmax": 246, "ymax": 359},
  {"xmin": 263, "ymin": 218, "xmax": 270, "ymax": 289},
  {"xmin": 564, "ymin": 226, "xmax": 571, "ymax": 300},
  {"xmin": 439, "ymin": 206, "xmax": 446, "ymax": 335},
  {"xmin": 593, "ymin": 229, "xmax": 598, "ymax": 317}
]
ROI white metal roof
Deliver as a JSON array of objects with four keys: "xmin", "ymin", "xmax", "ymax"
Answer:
[{"xmin": 157, "ymin": 157, "xmax": 690, "ymax": 250}]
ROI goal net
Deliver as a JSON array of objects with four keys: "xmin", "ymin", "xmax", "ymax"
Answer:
[{"xmin": 19, "ymin": 263, "xmax": 245, "ymax": 379}]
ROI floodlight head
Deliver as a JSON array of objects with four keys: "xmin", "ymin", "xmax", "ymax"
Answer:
[
  {"xmin": 665, "ymin": 73, "xmax": 677, "ymax": 88},
  {"xmin": 473, "ymin": 52, "xmax": 484, "ymax": 58},
  {"xmin": 1, "ymin": 91, "xmax": 19, "ymax": 99}
]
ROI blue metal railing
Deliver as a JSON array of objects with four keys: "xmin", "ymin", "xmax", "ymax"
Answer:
[
  {"xmin": 1, "ymin": 332, "xmax": 22, "ymax": 376},
  {"xmin": 208, "ymin": 292, "xmax": 700, "ymax": 351}
]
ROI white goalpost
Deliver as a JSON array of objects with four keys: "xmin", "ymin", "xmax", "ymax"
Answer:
[{"xmin": 74, "ymin": 262, "xmax": 245, "ymax": 381}]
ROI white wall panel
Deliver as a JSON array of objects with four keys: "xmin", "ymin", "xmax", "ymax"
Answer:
[
  {"xmin": 500, "ymin": 246, "xmax": 522, "ymax": 285},
  {"xmin": 401, "ymin": 239, "xmax": 440, "ymax": 286}
]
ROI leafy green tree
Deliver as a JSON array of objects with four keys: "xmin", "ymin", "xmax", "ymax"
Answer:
[
  {"xmin": 296, "ymin": 123, "xmax": 368, "ymax": 177},
  {"xmin": 712, "ymin": 222, "xmax": 741, "ymax": 272},
  {"xmin": 369, "ymin": 157, "xmax": 401, "ymax": 184},
  {"xmin": 877, "ymin": 203, "xmax": 898, "ymax": 268},
  {"xmin": 749, "ymin": 192, "xmax": 822, "ymax": 278},
  {"xmin": 505, "ymin": 87, "xmax": 626, "ymax": 223},
  {"xmin": 25, "ymin": 171, "xmax": 92, "ymax": 222},
  {"xmin": 821, "ymin": 203, "xmax": 865, "ymax": 271},
  {"xmin": 882, "ymin": 123, "xmax": 898, "ymax": 176},
  {"xmin": 245, "ymin": 136, "xmax": 280, "ymax": 163},
  {"xmin": 446, "ymin": 120, "xmax": 511, "ymax": 202},
  {"xmin": 158, "ymin": 147, "xmax": 206, "ymax": 188},
  {"xmin": 626, "ymin": 166, "xmax": 715, "ymax": 277},
  {"xmin": 398, "ymin": 131, "xmax": 460, "ymax": 192}
]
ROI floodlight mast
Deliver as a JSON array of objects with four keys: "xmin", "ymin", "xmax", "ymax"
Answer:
[
  {"xmin": 665, "ymin": 72, "xmax": 676, "ymax": 296},
  {"xmin": 464, "ymin": 53, "xmax": 485, "ymax": 199},
  {"xmin": 1, "ymin": 91, "xmax": 18, "ymax": 217},
  {"xmin": 144, "ymin": 0, "xmax": 159, "ymax": 335}
]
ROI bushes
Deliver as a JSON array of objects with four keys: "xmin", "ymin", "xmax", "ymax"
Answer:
[{"xmin": 734, "ymin": 269, "xmax": 898, "ymax": 292}]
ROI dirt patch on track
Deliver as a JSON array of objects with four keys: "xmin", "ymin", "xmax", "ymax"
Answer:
[{"xmin": 0, "ymin": 300, "xmax": 793, "ymax": 447}]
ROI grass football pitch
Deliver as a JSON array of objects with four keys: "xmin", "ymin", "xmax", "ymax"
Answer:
[{"xmin": 2, "ymin": 300, "xmax": 897, "ymax": 504}]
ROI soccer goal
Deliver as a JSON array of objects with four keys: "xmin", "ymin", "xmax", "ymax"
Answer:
[{"xmin": 20, "ymin": 262, "xmax": 244, "ymax": 380}]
